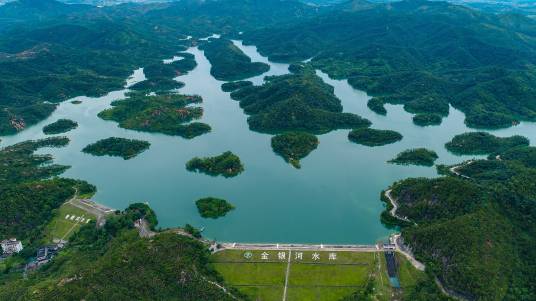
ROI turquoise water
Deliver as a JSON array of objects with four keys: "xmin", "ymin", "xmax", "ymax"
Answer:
[{"xmin": 2, "ymin": 40, "xmax": 535, "ymax": 244}]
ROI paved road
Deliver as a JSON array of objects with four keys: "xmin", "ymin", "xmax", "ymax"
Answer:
[
  {"xmin": 449, "ymin": 160, "xmax": 474, "ymax": 179},
  {"xmin": 384, "ymin": 189, "xmax": 412, "ymax": 224},
  {"xmin": 383, "ymin": 190, "xmax": 425, "ymax": 271},
  {"xmin": 217, "ymin": 242, "xmax": 379, "ymax": 252},
  {"xmin": 392, "ymin": 234, "xmax": 425, "ymax": 271}
]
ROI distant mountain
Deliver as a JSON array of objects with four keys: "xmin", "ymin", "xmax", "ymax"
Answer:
[{"xmin": 0, "ymin": 0, "xmax": 91, "ymax": 20}]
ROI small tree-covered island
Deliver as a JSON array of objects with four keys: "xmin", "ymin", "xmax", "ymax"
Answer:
[
  {"xmin": 42, "ymin": 119, "xmax": 78, "ymax": 135},
  {"xmin": 412, "ymin": 113, "xmax": 442, "ymax": 127},
  {"xmin": 98, "ymin": 92, "xmax": 211, "ymax": 139},
  {"xmin": 200, "ymin": 38, "xmax": 269, "ymax": 81},
  {"xmin": 445, "ymin": 132, "xmax": 530, "ymax": 155},
  {"xmin": 348, "ymin": 128, "xmax": 403, "ymax": 147},
  {"xmin": 271, "ymin": 132, "xmax": 319, "ymax": 168},
  {"xmin": 129, "ymin": 78, "xmax": 185, "ymax": 92},
  {"xmin": 221, "ymin": 80, "xmax": 253, "ymax": 92},
  {"xmin": 82, "ymin": 137, "xmax": 150, "ymax": 160},
  {"xmin": 195, "ymin": 197, "xmax": 235, "ymax": 219},
  {"xmin": 388, "ymin": 148, "xmax": 439, "ymax": 166},
  {"xmin": 186, "ymin": 151, "xmax": 244, "ymax": 178}
]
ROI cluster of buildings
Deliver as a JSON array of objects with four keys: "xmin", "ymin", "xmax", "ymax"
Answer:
[
  {"xmin": 26, "ymin": 244, "xmax": 63, "ymax": 270},
  {"xmin": 2, "ymin": 237, "xmax": 65, "ymax": 272},
  {"xmin": 1, "ymin": 238, "xmax": 23, "ymax": 259}
]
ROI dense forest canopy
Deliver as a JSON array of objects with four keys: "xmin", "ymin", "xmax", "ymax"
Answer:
[
  {"xmin": 0, "ymin": 137, "xmax": 94, "ymax": 251},
  {"xmin": 388, "ymin": 145, "xmax": 536, "ymax": 300},
  {"xmin": 200, "ymin": 38, "xmax": 269, "ymax": 81},
  {"xmin": 230, "ymin": 68, "xmax": 371, "ymax": 133},
  {"xmin": 243, "ymin": 0, "xmax": 536, "ymax": 128},
  {"xmin": 82, "ymin": 137, "xmax": 150, "ymax": 160}
]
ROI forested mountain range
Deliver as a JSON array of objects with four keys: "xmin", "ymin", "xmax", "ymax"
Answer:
[
  {"xmin": 1, "ymin": 0, "xmax": 536, "ymax": 299},
  {"xmin": 243, "ymin": 0, "xmax": 536, "ymax": 128}
]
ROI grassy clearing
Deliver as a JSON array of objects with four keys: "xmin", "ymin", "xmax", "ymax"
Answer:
[
  {"xmin": 235, "ymin": 286, "xmax": 284, "ymax": 301},
  {"xmin": 43, "ymin": 203, "xmax": 95, "ymax": 242},
  {"xmin": 211, "ymin": 250, "xmax": 427, "ymax": 301},
  {"xmin": 289, "ymin": 264, "xmax": 369, "ymax": 286},
  {"xmin": 286, "ymin": 287, "xmax": 358, "ymax": 301},
  {"xmin": 212, "ymin": 250, "xmax": 376, "ymax": 301},
  {"xmin": 212, "ymin": 262, "xmax": 286, "ymax": 285}
]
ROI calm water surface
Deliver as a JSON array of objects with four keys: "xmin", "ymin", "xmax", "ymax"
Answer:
[{"xmin": 2, "ymin": 40, "xmax": 535, "ymax": 244}]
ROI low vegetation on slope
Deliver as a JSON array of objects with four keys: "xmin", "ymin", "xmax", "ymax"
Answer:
[
  {"xmin": 271, "ymin": 132, "xmax": 319, "ymax": 168},
  {"xmin": 82, "ymin": 137, "xmax": 150, "ymax": 160},
  {"xmin": 230, "ymin": 68, "xmax": 370, "ymax": 134},
  {"xmin": 200, "ymin": 38, "xmax": 269, "ymax": 81},
  {"xmin": 445, "ymin": 132, "xmax": 529, "ymax": 155},
  {"xmin": 98, "ymin": 92, "xmax": 211, "ymax": 139}
]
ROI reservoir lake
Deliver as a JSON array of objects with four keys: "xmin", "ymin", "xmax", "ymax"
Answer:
[{"xmin": 2, "ymin": 39, "xmax": 535, "ymax": 244}]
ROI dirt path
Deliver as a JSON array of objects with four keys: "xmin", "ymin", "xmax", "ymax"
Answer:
[{"xmin": 282, "ymin": 250, "xmax": 292, "ymax": 301}]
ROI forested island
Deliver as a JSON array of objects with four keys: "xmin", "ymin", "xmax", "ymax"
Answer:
[
  {"xmin": 388, "ymin": 148, "xmax": 438, "ymax": 166},
  {"xmin": 186, "ymin": 151, "xmax": 244, "ymax": 177},
  {"xmin": 230, "ymin": 69, "xmax": 370, "ymax": 134},
  {"xmin": 195, "ymin": 197, "xmax": 235, "ymax": 219},
  {"xmin": 271, "ymin": 132, "xmax": 319, "ymax": 168},
  {"xmin": 98, "ymin": 92, "xmax": 210, "ymax": 139},
  {"xmin": 367, "ymin": 98, "xmax": 387, "ymax": 115},
  {"xmin": 348, "ymin": 128, "xmax": 402, "ymax": 146},
  {"xmin": 144, "ymin": 52, "xmax": 197, "ymax": 79},
  {"xmin": 129, "ymin": 78, "xmax": 185, "ymax": 92},
  {"xmin": 82, "ymin": 137, "xmax": 150, "ymax": 160},
  {"xmin": 445, "ymin": 132, "xmax": 530, "ymax": 155},
  {"xmin": 412, "ymin": 113, "xmax": 442, "ymax": 127},
  {"xmin": 200, "ymin": 38, "xmax": 269, "ymax": 81},
  {"xmin": 42, "ymin": 119, "xmax": 78, "ymax": 135},
  {"xmin": 221, "ymin": 81, "xmax": 252, "ymax": 92}
]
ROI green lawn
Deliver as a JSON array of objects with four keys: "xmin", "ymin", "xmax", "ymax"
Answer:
[
  {"xmin": 235, "ymin": 286, "xmax": 284, "ymax": 301},
  {"xmin": 289, "ymin": 264, "xmax": 369, "ymax": 286},
  {"xmin": 286, "ymin": 287, "xmax": 358, "ymax": 301},
  {"xmin": 211, "ymin": 250, "xmax": 427, "ymax": 301},
  {"xmin": 43, "ymin": 203, "xmax": 95, "ymax": 243},
  {"xmin": 212, "ymin": 262, "xmax": 286, "ymax": 285},
  {"xmin": 211, "ymin": 250, "xmax": 377, "ymax": 301}
]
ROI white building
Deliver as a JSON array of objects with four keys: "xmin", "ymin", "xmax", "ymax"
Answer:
[{"xmin": 1, "ymin": 238, "xmax": 23, "ymax": 255}]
